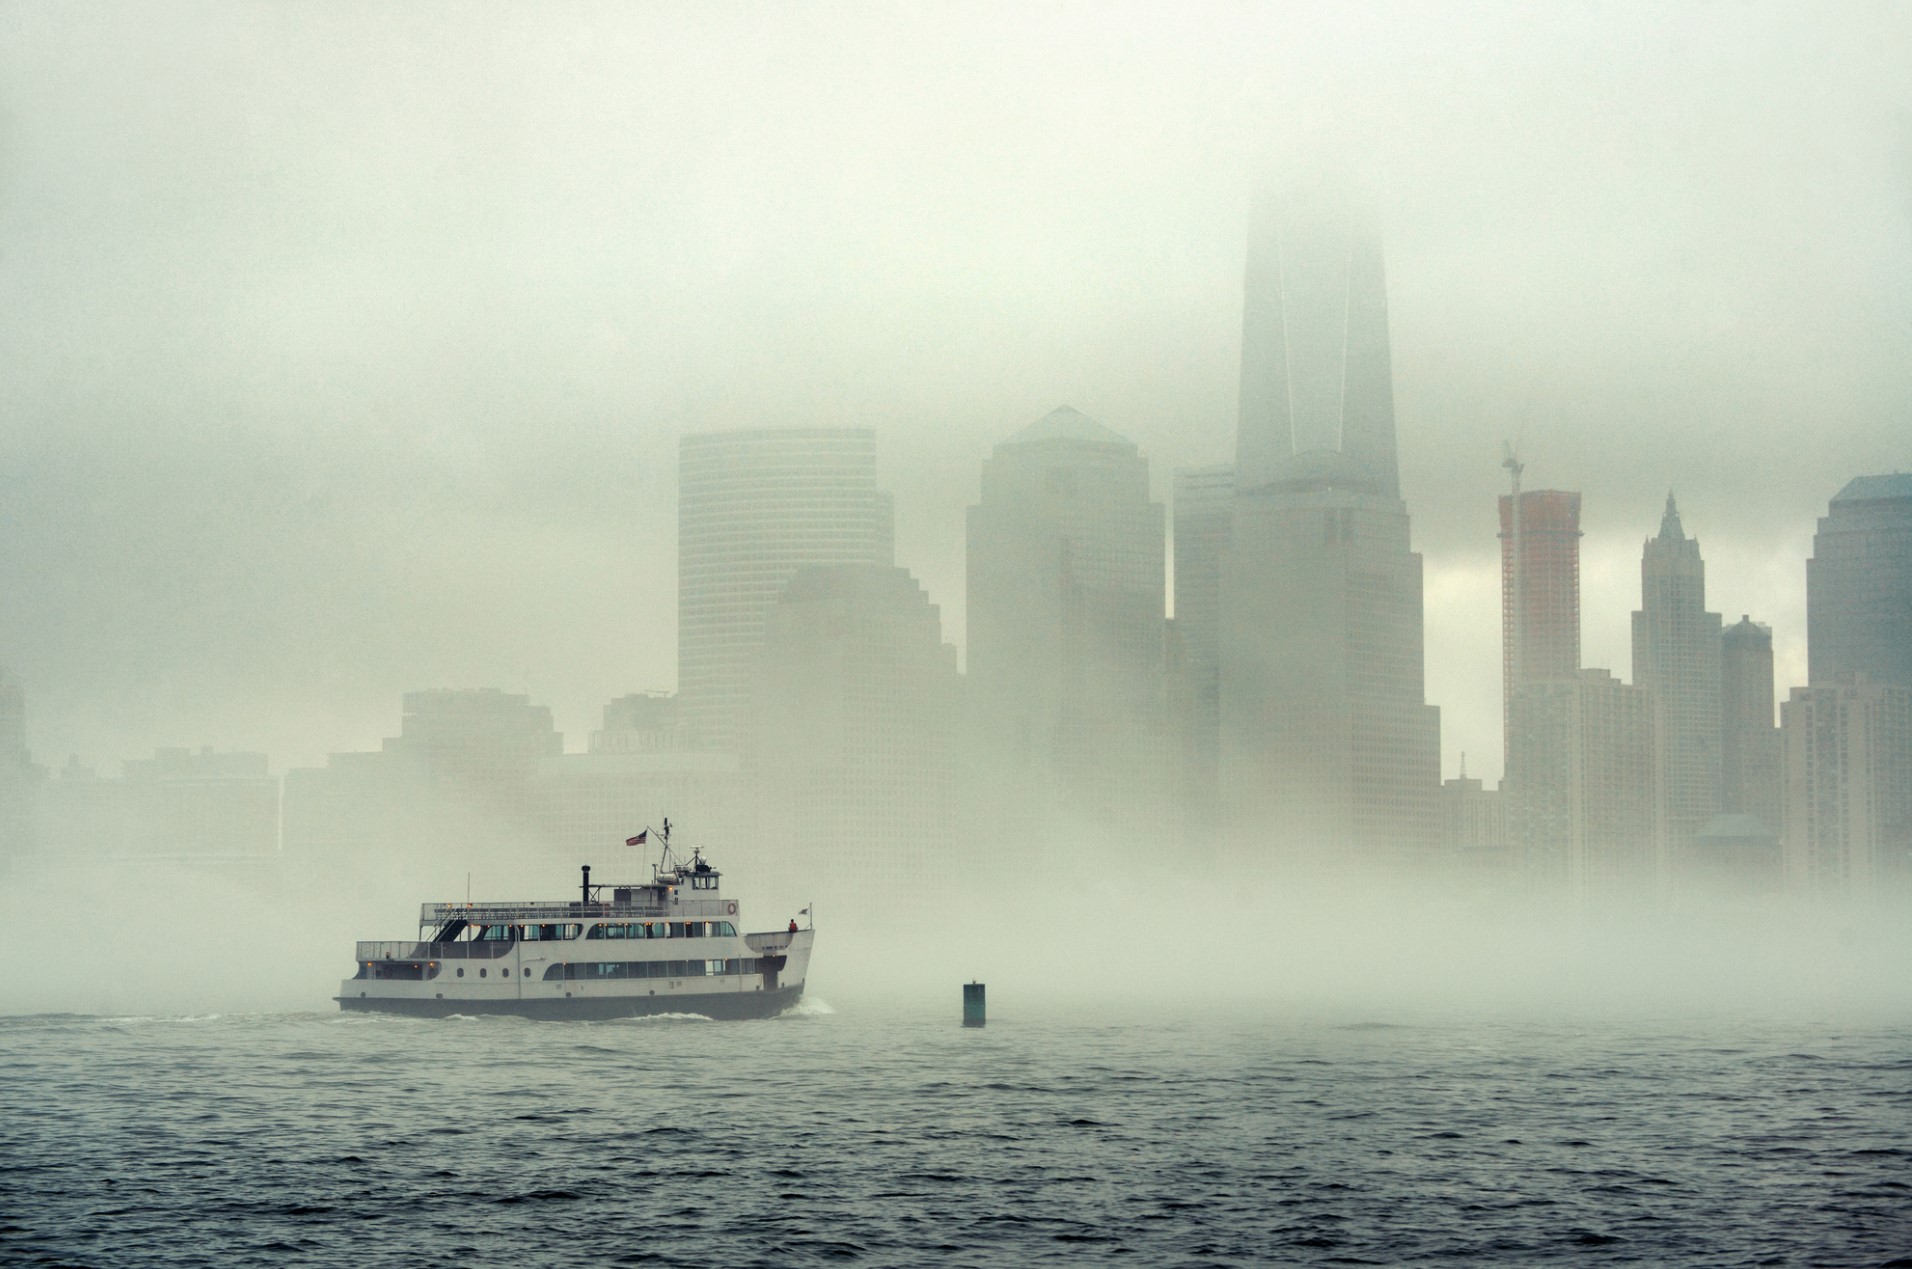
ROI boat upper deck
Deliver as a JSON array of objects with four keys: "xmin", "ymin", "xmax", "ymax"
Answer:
[{"xmin": 418, "ymin": 894, "xmax": 739, "ymax": 925}]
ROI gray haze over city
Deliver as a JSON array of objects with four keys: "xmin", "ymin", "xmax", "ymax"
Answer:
[{"xmin": 3, "ymin": 2, "xmax": 1912, "ymax": 1018}]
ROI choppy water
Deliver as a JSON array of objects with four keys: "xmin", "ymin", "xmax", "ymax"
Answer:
[{"xmin": 2, "ymin": 1002, "xmax": 1909, "ymax": 1267}]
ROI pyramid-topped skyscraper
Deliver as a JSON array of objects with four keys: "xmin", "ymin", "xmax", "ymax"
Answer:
[{"xmin": 1631, "ymin": 493, "xmax": 1722, "ymax": 855}]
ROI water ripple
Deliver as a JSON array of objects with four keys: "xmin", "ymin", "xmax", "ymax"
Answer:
[{"xmin": 1, "ymin": 1009, "xmax": 1909, "ymax": 1266}]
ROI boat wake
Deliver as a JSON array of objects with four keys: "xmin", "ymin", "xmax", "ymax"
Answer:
[{"xmin": 782, "ymin": 996, "xmax": 835, "ymax": 1017}]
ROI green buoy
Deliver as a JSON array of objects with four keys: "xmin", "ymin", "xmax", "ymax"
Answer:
[{"xmin": 963, "ymin": 981, "xmax": 985, "ymax": 1027}]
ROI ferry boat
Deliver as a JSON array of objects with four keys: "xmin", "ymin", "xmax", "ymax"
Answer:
[{"xmin": 337, "ymin": 822, "xmax": 813, "ymax": 1020}]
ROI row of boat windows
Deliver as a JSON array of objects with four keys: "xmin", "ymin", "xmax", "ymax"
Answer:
[
  {"xmin": 589, "ymin": 921, "xmax": 738, "ymax": 940},
  {"xmin": 356, "ymin": 964, "xmax": 531, "ymax": 981},
  {"xmin": 360, "ymin": 959, "xmax": 766, "ymax": 982},
  {"xmin": 543, "ymin": 958, "xmax": 769, "ymax": 981},
  {"xmin": 452, "ymin": 924, "xmax": 584, "ymax": 942},
  {"xmin": 458, "ymin": 920, "xmax": 739, "ymax": 943}
]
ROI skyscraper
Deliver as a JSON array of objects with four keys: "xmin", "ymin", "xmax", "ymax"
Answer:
[
  {"xmin": 1786, "ymin": 475, "xmax": 1912, "ymax": 897},
  {"xmin": 1172, "ymin": 464, "xmax": 1234, "ymax": 828},
  {"xmin": 383, "ymin": 688, "xmax": 562, "ymax": 783},
  {"xmin": 1219, "ymin": 183, "xmax": 1440, "ymax": 863},
  {"xmin": 966, "ymin": 406, "xmax": 1171, "ymax": 835},
  {"xmin": 1440, "ymin": 763, "xmax": 1507, "ymax": 872},
  {"xmin": 1720, "ymin": 616, "xmax": 1781, "ymax": 835},
  {"xmin": 1234, "ymin": 180, "xmax": 1397, "ymax": 497},
  {"xmin": 533, "ymin": 694, "xmax": 741, "ymax": 876},
  {"xmin": 1807, "ymin": 474, "xmax": 1912, "ymax": 688},
  {"xmin": 747, "ymin": 564, "xmax": 960, "ymax": 909},
  {"xmin": 283, "ymin": 688, "xmax": 562, "ymax": 869},
  {"xmin": 1506, "ymin": 670, "xmax": 1662, "ymax": 892},
  {"xmin": 1500, "ymin": 489, "xmax": 1582, "ymax": 753},
  {"xmin": 0, "ymin": 670, "xmax": 33, "ymax": 863},
  {"xmin": 1498, "ymin": 488, "xmax": 1666, "ymax": 891},
  {"xmin": 1631, "ymin": 495, "xmax": 1722, "ymax": 851},
  {"xmin": 678, "ymin": 429, "xmax": 894, "ymax": 755},
  {"xmin": 118, "ymin": 748, "xmax": 280, "ymax": 860},
  {"xmin": 1782, "ymin": 676, "xmax": 1912, "ymax": 894}
]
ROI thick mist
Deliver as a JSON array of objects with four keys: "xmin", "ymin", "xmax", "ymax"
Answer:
[
  {"xmin": 7, "ymin": 832, "xmax": 1906, "ymax": 1024},
  {"xmin": 2, "ymin": 4, "xmax": 1910, "ymax": 1024},
  {"xmin": 2, "ymin": 2, "xmax": 1909, "ymax": 783}
]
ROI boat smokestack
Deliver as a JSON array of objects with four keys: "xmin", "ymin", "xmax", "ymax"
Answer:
[{"xmin": 581, "ymin": 864, "xmax": 591, "ymax": 906}]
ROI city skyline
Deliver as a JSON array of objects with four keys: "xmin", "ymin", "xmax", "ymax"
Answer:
[
  {"xmin": 3, "ymin": 5, "xmax": 1907, "ymax": 784},
  {"xmin": 0, "ymin": 428, "xmax": 1895, "ymax": 784},
  {"xmin": 15, "ymin": 435, "xmax": 1902, "ymax": 895}
]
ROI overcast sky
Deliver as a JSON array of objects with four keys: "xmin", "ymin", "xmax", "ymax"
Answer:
[{"xmin": 2, "ymin": 1, "xmax": 1908, "ymax": 781}]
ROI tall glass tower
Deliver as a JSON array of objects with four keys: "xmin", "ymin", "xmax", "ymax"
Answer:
[
  {"xmin": 1234, "ymin": 180, "xmax": 1398, "ymax": 497},
  {"xmin": 1219, "ymin": 181, "xmax": 1440, "ymax": 864},
  {"xmin": 1808, "ymin": 474, "xmax": 1912, "ymax": 688},
  {"xmin": 677, "ymin": 429, "xmax": 893, "ymax": 755}
]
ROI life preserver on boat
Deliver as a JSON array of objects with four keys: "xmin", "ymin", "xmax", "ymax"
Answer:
[{"xmin": 726, "ymin": 902, "xmax": 737, "ymax": 915}]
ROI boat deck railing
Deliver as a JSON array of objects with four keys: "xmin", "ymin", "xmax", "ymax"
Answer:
[
  {"xmin": 417, "ymin": 897, "xmax": 740, "ymax": 924},
  {"xmin": 418, "ymin": 900, "xmax": 670, "ymax": 923},
  {"xmin": 357, "ymin": 940, "xmax": 430, "ymax": 962}
]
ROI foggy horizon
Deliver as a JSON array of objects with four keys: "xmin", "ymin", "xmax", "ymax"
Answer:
[
  {"xmin": 7, "ymin": 10, "xmax": 1912, "ymax": 1265},
  {"xmin": 4, "ymin": 2, "xmax": 1910, "ymax": 787}
]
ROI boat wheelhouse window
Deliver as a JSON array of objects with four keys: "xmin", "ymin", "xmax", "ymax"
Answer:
[{"xmin": 690, "ymin": 873, "xmax": 718, "ymax": 891}]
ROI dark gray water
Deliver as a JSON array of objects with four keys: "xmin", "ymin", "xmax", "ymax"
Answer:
[{"xmin": 2, "ymin": 1002, "xmax": 1909, "ymax": 1267}]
